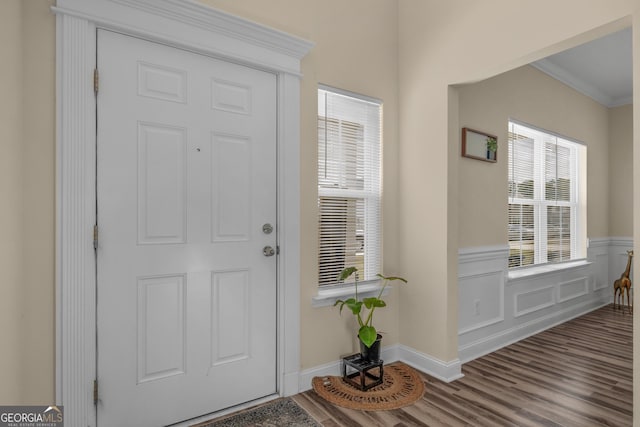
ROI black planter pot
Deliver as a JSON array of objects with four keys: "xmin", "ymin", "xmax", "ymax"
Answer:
[{"xmin": 358, "ymin": 334, "xmax": 382, "ymax": 362}]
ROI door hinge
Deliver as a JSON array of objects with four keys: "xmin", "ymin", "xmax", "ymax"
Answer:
[
  {"xmin": 93, "ymin": 68, "xmax": 99, "ymax": 96},
  {"xmin": 93, "ymin": 379, "xmax": 98, "ymax": 405},
  {"xmin": 93, "ymin": 224, "xmax": 99, "ymax": 250}
]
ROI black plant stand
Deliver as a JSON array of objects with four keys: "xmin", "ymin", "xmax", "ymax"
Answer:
[{"xmin": 341, "ymin": 353, "xmax": 384, "ymax": 391}]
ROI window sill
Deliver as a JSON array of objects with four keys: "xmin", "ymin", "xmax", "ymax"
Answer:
[
  {"xmin": 311, "ymin": 281, "xmax": 389, "ymax": 308},
  {"xmin": 508, "ymin": 259, "xmax": 591, "ymax": 282}
]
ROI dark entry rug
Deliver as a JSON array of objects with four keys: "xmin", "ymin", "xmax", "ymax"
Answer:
[
  {"xmin": 312, "ymin": 362, "xmax": 425, "ymax": 411},
  {"xmin": 195, "ymin": 397, "xmax": 321, "ymax": 427}
]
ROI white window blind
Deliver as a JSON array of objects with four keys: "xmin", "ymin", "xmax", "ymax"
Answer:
[
  {"xmin": 508, "ymin": 120, "xmax": 585, "ymax": 268},
  {"xmin": 317, "ymin": 87, "xmax": 381, "ymax": 287}
]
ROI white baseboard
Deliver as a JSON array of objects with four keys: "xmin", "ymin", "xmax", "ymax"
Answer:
[
  {"xmin": 396, "ymin": 345, "xmax": 463, "ymax": 382},
  {"xmin": 458, "ymin": 297, "xmax": 609, "ymax": 363},
  {"xmin": 298, "ymin": 344, "xmax": 461, "ymax": 392},
  {"xmin": 298, "ymin": 345, "xmax": 398, "ymax": 392},
  {"xmin": 298, "ymin": 360, "xmax": 340, "ymax": 392}
]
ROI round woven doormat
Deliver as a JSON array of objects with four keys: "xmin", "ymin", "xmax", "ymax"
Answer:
[{"xmin": 311, "ymin": 362, "xmax": 425, "ymax": 411}]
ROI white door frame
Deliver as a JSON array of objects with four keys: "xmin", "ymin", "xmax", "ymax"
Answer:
[{"xmin": 54, "ymin": 1, "xmax": 312, "ymax": 425}]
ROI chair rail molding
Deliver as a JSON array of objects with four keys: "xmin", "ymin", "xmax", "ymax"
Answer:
[{"xmin": 54, "ymin": 1, "xmax": 312, "ymax": 426}]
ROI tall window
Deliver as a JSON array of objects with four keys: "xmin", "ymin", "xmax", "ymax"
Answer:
[
  {"xmin": 317, "ymin": 87, "xmax": 381, "ymax": 286},
  {"xmin": 508, "ymin": 120, "xmax": 586, "ymax": 268}
]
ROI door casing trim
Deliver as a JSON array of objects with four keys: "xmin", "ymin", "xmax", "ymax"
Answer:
[{"xmin": 54, "ymin": 1, "xmax": 312, "ymax": 425}]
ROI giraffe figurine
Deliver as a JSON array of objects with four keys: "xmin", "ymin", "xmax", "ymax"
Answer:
[{"xmin": 613, "ymin": 250, "xmax": 633, "ymax": 313}]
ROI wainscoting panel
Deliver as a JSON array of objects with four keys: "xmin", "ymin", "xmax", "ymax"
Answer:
[
  {"xmin": 458, "ymin": 246, "xmax": 507, "ymax": 336},
  {"xmin": 589, "ymin": 238, "xmax": 611, "ymax": 291},
  {"xmin": 459, "ymin": 271, "xmax": 504, "ymax": 334},
  {"xmin": 557, "ymin": 276, "xmax": 590, "ymax": 303},
  {"xmin": 458, "ymin": 239, "xmax": 630, "ymax": 363},
  {"xmin": 514, "ymin": 285, "xmax": 555, "ymax": 317},
  {"xmin": 593, "ymin": 253, "xmax": 609, "ymax": 290}
]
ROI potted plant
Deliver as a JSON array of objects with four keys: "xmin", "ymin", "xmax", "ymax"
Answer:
[
  {"xmin": 334, "ymin": 267, "xmax": 407, "ymax": 361},
  {"xmin": 486, "ymin": 136, "xmax": 497, "ymax": 153}
]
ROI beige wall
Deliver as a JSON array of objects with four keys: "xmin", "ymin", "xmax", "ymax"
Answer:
[
  {"xmin": 0, "ymin": 0, "xmax": 55, "ymax": 404},
  {"xmin": 458, "ymin": 65, "xmax": 612, "ymax": 248},
  {"xmin": 0, "ymin": 0, "xmax": 25, "ymax": 404},
  {"xmin": 609, "ymin": 104, "xmax": 634, "ymax": 237},
  {"xmin": 22, "ymin": 0, "xmax": 56, "ymax": 403}
]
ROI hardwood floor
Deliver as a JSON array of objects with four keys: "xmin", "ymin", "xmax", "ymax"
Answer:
[{"xmin": 293, "ymin": 304, "xmax": 633, "ymax": 426}]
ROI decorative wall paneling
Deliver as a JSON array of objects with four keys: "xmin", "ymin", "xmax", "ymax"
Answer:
[{"xmin": 458, "ymin": 238, "xmax": 631, "ymax": 363}]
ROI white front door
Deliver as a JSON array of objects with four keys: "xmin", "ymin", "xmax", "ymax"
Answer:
[{"xmin": 96, "ymin": 29, "xmax": 278, "ymax": 427}]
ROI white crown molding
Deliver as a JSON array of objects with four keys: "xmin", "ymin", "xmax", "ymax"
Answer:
[
  {"xmin": 54, "ymin": 0, "xmax": 313, "ymax": 76},
  {"xmin": 531, "ymin": 59, "xmax": 617, "ymax": 107},
  {"xmin": 609, "ymin": 95, "xmax": 634, "ymax": 107},
  {"xmin": 107, "ymin": 0, "xmax": 313, "ymax": 59}
]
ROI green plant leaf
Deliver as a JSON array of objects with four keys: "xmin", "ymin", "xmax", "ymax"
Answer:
[
  {"xmin": 334, "ymin": 298, "xmax": 362, "ymax": 315},
  {"xmin": 346, "ymin": 300, "xmax": 362, "ymax": 315},
  {"xmin": 486, "ymin": 136, "xmax": 497, "ymax": 152},
  {"xmin": 358, "ymin": 326, "xmax": 377, "ymax": 348},
  {"xmin": 376, "ymin": 273, "xmax": 407, "ymax": 283},
  {"xmin": 363, "ymin": 297, "xmax": 386, "ymax": 309},
  {"xmin": 339, "ymin": 266, "xmax": 358, "ymax": 281}
]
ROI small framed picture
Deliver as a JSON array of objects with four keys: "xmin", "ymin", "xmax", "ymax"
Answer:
[{"xmin": 461, "ymin": 127, "xmax": 497, "ymax": 163}]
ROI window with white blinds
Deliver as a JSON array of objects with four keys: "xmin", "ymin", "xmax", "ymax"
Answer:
[
  {"xmin": 508, "ymin": 120, "xmax": 586, "ymax": 268},
  {"xmin": 317, "ymin": 87, "xmax": 381, "ymax": 287}
]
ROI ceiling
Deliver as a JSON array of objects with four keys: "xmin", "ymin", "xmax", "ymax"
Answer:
[{"xmin": 531, "ymin": 27, "xmax": 632, "ymax": 108}]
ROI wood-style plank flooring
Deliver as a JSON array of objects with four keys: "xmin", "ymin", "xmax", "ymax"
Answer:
[{"xmin": 293, "ymin": 305, "xmax": 633, "ymax": 426}]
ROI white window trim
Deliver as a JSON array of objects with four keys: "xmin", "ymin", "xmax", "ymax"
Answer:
[
  {"xmin": 507, "ymin": 259, "xmax": 591, "ymax": 281},
  {"xmin": 311, "ymin": 279, "xmax": 389, "ymax": 307},
  {"xmin": 316, "ymin": 86, "xmax": 382, "ymax": 289},
  {"xmin": 508, "ymin": 119, "xmax": 586, "ymax": 267}
]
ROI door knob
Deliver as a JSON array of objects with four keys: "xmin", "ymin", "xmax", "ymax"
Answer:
[{"xmin": 263, "ymin": 246, "xmax": 276, "ymax": 257}]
